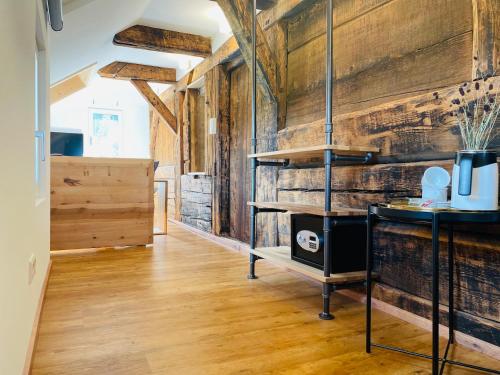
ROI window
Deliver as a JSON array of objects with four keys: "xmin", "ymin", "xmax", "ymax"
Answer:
[{"xmin": 87, "ymin": 108, "xmax": 123, "ymax": 157}]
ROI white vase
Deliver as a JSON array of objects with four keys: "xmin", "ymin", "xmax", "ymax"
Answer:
[{"xmin": 451, "ymin": 150, "xmax": 498, "ymax": 211}]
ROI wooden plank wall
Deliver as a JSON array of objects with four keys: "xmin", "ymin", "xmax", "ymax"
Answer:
[
  {"xmin": 188, "ymin": 89, "xmax": 207, "ymax": 173},
  {"xmin": 150, "ymin": 92, "xmax": 176, "ymax": 164},
  {"xmin": 51, "ymin": 156, "xmax": 154, "ymax": 250},
  {"xmin": 228, "ymin": 64, "xmax": 280, "ymax": 245},
  {"xmin": 275, "ymin": 0, "xmax": 500, "ymax": 346},
  {"xmin": 205, "ymin": 66, "xmax": 231, "ymax": 235},
  {"xmin": 150, "ymin": 0, "xmax": 499, "ymax": 346},
  {"xmin": 151, "ymin": 89, "xmax": 178, "ymax": 219},
  {"xmin": 226, "ymin": 18, "xmax": 287, "ymax": 245}
]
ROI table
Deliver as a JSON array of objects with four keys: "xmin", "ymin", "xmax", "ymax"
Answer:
[{"xmin": 366, "ymin": 203, "xmax": 500, "ymax": 375}]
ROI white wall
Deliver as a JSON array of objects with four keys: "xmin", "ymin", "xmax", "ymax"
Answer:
[
  {"xmin": 0, "ymin": 0, "xmax": 51, "ymax": 374},
  {"xmin": 51, "ymin": 78, "xmax": 150, "ymax": 158}
]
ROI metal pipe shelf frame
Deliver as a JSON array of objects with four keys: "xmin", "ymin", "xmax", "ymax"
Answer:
[{"xmin": 247, "ymin": 0, "xmax": 374, "ymax": 319}]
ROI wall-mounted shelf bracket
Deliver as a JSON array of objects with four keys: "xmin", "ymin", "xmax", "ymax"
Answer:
[
  {"xmin": 333, "ymin": 152, "xmax": 373, "ymax": 164},
  {"xmin": 256, "ymin": 160, "xmax": 290, "ymax": 167}
]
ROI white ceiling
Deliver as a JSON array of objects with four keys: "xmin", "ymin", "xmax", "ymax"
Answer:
[{"xmin": 50, "ymin": 0, "xmax": 232, "ymax": 84}]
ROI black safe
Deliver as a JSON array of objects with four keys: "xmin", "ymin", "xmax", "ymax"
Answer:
[{"xmin": 291, "ymin": 214, "xmax": 367, "ymax": 273}]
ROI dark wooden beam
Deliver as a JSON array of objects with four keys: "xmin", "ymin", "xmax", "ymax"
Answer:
[
  {"xmin": 174, "ymin": 91, "xmax": 185, "ymax": 221},
  {"xmin": 259, "ymin": 0, "xmax": 316, "ymax": 30},
  {"xmin": 113, "ymin": 25, "xmax": 212, "ymax": 58},
  {"xmin": 205, "ymin": 65, "xmax": 231, "ymax": 235},
  {"xmin": 176, "ymin": 37, "xmax": 240, "ymax": 91},
  {"xmin": 210, "ymin": 0, "xmax": 276, "ymax": 10},
  {"xmin": 216, "ymin": 0, "xmax": 278, "ymax": 103},
  {"xmin": 255, "ymin": 0, "xmax": 277, "ymax": 10},
  {"xmin": 472, "ymin": 0, "xmax": 500, "ymax": 78},
  {"xmin": 98, "ymin": 61, "xmax": 177, "ymax": 84},
  {"xmin": 130, "ymin": 79, "xmax": 177, "ymax": 134}
]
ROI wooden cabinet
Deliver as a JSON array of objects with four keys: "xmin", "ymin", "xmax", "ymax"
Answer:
[{"xmin": 50, "ymin": 156, "xmax": 154, "ymax": 250}]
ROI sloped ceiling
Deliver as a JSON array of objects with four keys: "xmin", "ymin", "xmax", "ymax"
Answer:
[{"xmin": 50, "ymin": 0, "xmax": 231, "ymax": 84}]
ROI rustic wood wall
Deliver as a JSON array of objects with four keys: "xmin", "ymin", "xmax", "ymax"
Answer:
[
  {"xmin": 188, "ymin": 88, "xmax": 207, "ymax": 173},
  {"xmin": 228, "ymin": 64, "xmax": 280, "ymax": 245},
  {"xmin": 205, "ymin": 66, "xmax": 231, "ymax": 235},
  {"xmin": 152, "ymin": 83, "xmax": 214, "ymax": 229},
  {"xmin": 151, "ymin": 0, "xmax": 499, "ymax": 347},
  {"xmin": 275, "ymin": 0, "xmax": 500, "ymax": 347},
  {"xmin": 151, "ymin": 89, "xmax": 177, "ymax": 219}
]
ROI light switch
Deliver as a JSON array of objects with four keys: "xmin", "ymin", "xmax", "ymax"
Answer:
[
  {"xmin": 28, "ymin": 254, "xmax": 36, "ymax": 284},
  {"xmin": 208, "ymin": 118, "xmax": 217, "ymax": 135}
]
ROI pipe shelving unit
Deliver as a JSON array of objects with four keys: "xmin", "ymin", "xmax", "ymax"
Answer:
[{"xmin": 247, "ymin": 0, "xmax": 379, "ymax": 319}]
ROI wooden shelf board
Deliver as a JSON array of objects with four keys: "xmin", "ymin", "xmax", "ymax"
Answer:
[
  {"xmin": 248, "ymin": 144, "xmax": 379, "ymax": 160},
  {"xmin": 251, "ymin": 246, "xmax": 368, "ymax": 284},
  {"xmin": 248, "ymin": 202, "xmax": 367, "ymax": 217}
]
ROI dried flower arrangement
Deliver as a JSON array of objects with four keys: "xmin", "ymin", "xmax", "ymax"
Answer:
[{"xmin": 448, "ymin": 74, "xmax": 499, "ymax": 150}]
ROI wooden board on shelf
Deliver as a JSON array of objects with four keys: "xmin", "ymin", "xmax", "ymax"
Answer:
[
  {"xmin": 248, "ymin": 201, "xmax": 366, "ymax": 217},
  {"xmin": 248, "ymin": 144, "xmax": 379, "ymax": 160},
  {"xmin": 252, "ymin": 246, "xmax": 368, "ymax": 284}
]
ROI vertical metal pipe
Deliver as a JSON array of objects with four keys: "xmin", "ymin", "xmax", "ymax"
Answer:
[
  {"xmin": 319, "ymin": 283, "xmax": 333, "ymax": 320},
  {"xmin": 248, "ymin": 0, "xmax": 258, "ymax": 278},
  {"xmin": 324, "ymin": 0, "xmax": 333, "ymax": 210},
  {"xmin": 251, "ymin": 0, "xmax": 257, "ymax": 156},
  {"xmin": 325, "ymin": 0, "xmax": 333, "ymax": 146},
  {"xmin": 323, "ymin": 0, "xmax": 334, "ymax": 281},
  {"xmin": 448, "ymin": 224, "xmax": 454, "ymax": 344},
  {"xmin": 250, "ymin": 0, "xmax": 257, "ymax": 236},
  {"xmin": 432, "ymin": 214, "xmax": 440, "ymax": 375}
]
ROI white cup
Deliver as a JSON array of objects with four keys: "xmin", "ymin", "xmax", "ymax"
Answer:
[{"xmin": 421, "ymin": 167, "xmax": 450, "ymax": 202}]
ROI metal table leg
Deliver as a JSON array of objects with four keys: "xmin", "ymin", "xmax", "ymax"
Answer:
[
  {"xmin": 367, "ymin": 208, "xmax": 500, "ymax": 374},
  {"xmin": 247, "ymin": 202, "xmax": 258, "ymax": 279},
  {"xmin": 448, "ymin": 224, "xmax": 454, "ymax": 344},
  {"xmin": 366, "ymin": 210, "xmax": 374, "ymax": 353},
  {"xmin": 432, "ymin": 213, "xmax": 440, "ymax": 375}
]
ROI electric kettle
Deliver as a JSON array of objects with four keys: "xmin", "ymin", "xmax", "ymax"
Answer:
[{"xmin": 451, "ymin": 151, "xmax": 498, "ymax": 211}]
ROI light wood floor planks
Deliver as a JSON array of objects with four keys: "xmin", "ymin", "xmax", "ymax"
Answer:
[{"xmin": 32, "ymin": 223, "xmax": 499, "ymax": 374}]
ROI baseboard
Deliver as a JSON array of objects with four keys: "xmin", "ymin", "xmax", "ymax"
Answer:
[
  {"xmin": 23, "ymin": 260, "xmax": 52, "ymax": 375},
  {"xmin": 169, "ymin": 219, "xmax": 250, "ymax": 254},
  {"xmin": 170, "ymin": 219, "xmax": 500, "ymax": 361}
]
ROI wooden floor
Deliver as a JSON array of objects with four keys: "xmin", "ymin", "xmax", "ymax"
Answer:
[{"xmin": 33, "ymin": 223, "xmax": 499, "ymax": 374}]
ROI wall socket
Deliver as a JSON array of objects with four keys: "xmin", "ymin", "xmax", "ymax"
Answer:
[{"xmin": 28, "ymin": 254, "xmax": 36, "ymax": 284}]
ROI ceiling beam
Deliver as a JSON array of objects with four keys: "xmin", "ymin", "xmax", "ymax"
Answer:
[
  {"xmin": 98, "ymin": 61, "xmax": 177, "ymax": 84},
  {"xmin": 210, "ymin": 0, "xmax": 277, "ymax": 10},
  {"xmin": 255, "ymin": 0, "xmax": 277, "ymax": 10},
  {"xmin": 130, "ymin": 79, "xmax": 177, "ymax": 135},
  {"xmin": 216, "ymin": 0, "xmax": 278, "ymax": 103},
  {"xmin": 50, "ymin": 63, "xmax": 96, "ymax": 104},
  {"xmin": 113, "ymin": 25, "xmax": 212, "ymax": 58}
]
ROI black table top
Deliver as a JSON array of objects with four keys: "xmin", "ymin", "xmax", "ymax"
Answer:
[{"xmin": 370, "ymin": 203, "xmax": 500, "ymax": 224}]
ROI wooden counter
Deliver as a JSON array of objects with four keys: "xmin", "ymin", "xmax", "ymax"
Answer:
[{"xmin": 50, "ymin": 156, "xmax": 154, "ymax": 250}]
